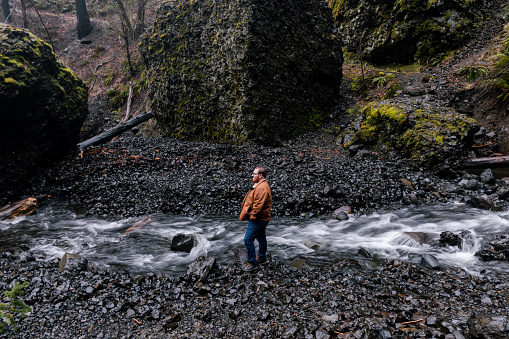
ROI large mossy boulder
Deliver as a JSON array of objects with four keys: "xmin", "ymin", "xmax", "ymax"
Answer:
[
  {"xmin": 327, "ymin": 0, "xmax": 493, "ymax": 64},
  {"xmin": 341, "ymin": 102, "xmax": 479, "ymax": 165},
  {"xmin": 0, "ymin": 25, "xmax": 88, "ymax": 202},
  {"xmin": 141, "ymin": 0, "xmax": 342, "ymax": 145}
]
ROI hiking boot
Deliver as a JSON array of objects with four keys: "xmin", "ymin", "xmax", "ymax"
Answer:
[
  {"xmin": 256, "ymin": 253, "xmax": 271, "ymax": 266},
  {"xmin": 257, "ymin": 258, "xmax": 269, "ymax": 266},
  {"xmin": 243, "ymin": 262, "xmax": 256, "ymax": 272}
]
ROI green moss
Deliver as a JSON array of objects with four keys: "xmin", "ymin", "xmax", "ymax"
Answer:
[
  {"xmin": 3, "ymin": 77, "xmax": 24, "ymax": 86},
  {"xmin": 347, "ymin": 103, "xmax": 478, "ymax": 162}
]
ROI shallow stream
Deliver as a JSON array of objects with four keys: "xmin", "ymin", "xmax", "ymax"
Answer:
[{"xmin": 1, "ymin": 202, "xmax": 508, "ymax": 276}]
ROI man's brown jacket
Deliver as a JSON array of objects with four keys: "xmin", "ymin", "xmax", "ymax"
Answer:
[{"xmin": 239, "ymin": 179, "xmax": 272, "ymax": 221}]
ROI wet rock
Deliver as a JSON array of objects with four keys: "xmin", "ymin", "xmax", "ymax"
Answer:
[
  {"xmin": 170, "ymin": 234, "xmax": 196, "ymax": 253},
  {"xmin": 465, "ymin": 179, "xmax": 480, "ymax": 190},
  {"xmin": 59, "ymin": 253, "xmax": 87, "ymax": 273},
  {"xmin": 467, "ymin": 314, "xmax": 509, "ymax": 338},
  {"xmin": 420, "ymin": 254, "xmax": 440, "ymax": 269},
  {"xmin": 331, "ymin": 206, "xmax": 351, "ymax": 219},
  {"xmin": 163, "ymin": 314, "xmax": 181, "ymax": 331},
  {"xmin": 391, "ymin": 232, "xmax": 438, "ymax": 247},
  {"xmin": 476, "ymin": 234, "xmax": 509, "ymax": 261},
  {"xmin": 289, "ymin": 258, "xmax": 308, "ymax": 268},
  {"xmin": 480, "ymin": 169, "xmax": 496, "ymax": 184},
  {"xmin": 304, "ymin": 241, "xmax": 321, "ymax": 250},
  {"xmin": 358, "ymin": 247, "xmax": 373, "ymax": 258},
  {"xmin": 186, "ymin": 256, "xmax": 217, "ymax": 283},
  {"xmin": 440, "ymin": 231, "xmax": 461, "ymax": 248},
  {"xmin": 334, "ymin": 211, "xmax": 349, "ymax": 221},
  {"xmin": 496, "ymin": 187, "xmax": 509, "ymax": 200},
  {"xmin": 233, "ymin": 247, "xmax": 248, "ymax": 268}
]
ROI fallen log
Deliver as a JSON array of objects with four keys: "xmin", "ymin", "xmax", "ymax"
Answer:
[
  {"xmin": 463, "ymin": 156, "xmax": 509, "ymax": 169},
  {"xmin": 77, "ymin": 110, "xmax": 153, "ymax": 150},
  {"xmin": 0, "ymin": 194, "xmax": 49, "ymax": 220}
]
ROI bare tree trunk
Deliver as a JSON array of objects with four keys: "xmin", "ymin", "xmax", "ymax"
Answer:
[
  {"xmin": 1, "ymin": 0, "xmax": 11, "ymax": 23},
  {"xmin": 114, "ymin": 0, "xmax": 134, "ymax": 75},
  {"xmin": 76, "ymin": 0, "xmax": 92, "ymax": 39},
  {"xmin": 20, "ymin": 0, "xmax": 28, "ymax": 28},
  {"xmin": 135, "ymin": 0, "xmax": 147, "ymax": 34},
  {"xmin": 120, "ymin": 21, "xmax": 134, "ymax": 75},
  {"xmin": 113, "ymin": 0, "xmax": 132, "ymax": 33}
]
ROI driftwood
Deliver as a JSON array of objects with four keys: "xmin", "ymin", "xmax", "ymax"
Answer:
[
  {"xmin": 125, "ymin": 216, "xmax": 151, "ymax": 236},
  {"xmin": 0, "ymin": 194, "xmax": 49, "ymax": 220},
  {"xmin": 77, "ymin": 111, "xmax": 153, "ymax": 150},
  {"xmin": 463, "ymin": 156, "xmax": 509, "ymax": 169},
  {"xmin": 123, "ymin": 82, "xmax": 134, "ymax": 123}
]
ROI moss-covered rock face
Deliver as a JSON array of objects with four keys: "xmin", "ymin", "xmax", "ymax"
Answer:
[
  {"xmin": 328, "ymin": 0, "xmax": 493, "ymax": 64},
  {"xmin": 0, "ymin": 25, "xmax": 88, "ymax": 201},
  {"xmin": 342, "ymin": 102, "xmax": 479, "ymax": 164},
  {"xmin": 141, "ymin": 0, "xmax": 342, "ymax": 145}
]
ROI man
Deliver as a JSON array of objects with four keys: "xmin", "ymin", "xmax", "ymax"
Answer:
[{"xmin": 239, "ymin": 166, "xmax": 272, "ymax": 271}]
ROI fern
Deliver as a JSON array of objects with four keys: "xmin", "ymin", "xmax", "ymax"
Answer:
[
  {"xmin": 0, "ymin": 281, "xmax": 31, "ymax": 332},
  {"xmin": 458, "ymin": 65, "xmax": 489, "ymax": 81}
]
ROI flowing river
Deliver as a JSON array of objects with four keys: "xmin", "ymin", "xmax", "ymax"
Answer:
[{"xmin": 1, "ymin": 202, "xmax": 509, "ymax": 276}]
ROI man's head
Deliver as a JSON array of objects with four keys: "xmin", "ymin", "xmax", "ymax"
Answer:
[{"xmin": 252, "ymin": 166, "xmax": 267, "ymax": 183}]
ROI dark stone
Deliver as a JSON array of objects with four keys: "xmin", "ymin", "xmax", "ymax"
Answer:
[
  {"xmin": 419, "ymin": 254, "xmax": 440, "ymax": 269},
  {"xmin": 439, "ymin": 231, "xmax": 461, "ymax": 248},
  {"xmin": 331, "ymin": 206, "xmax": 351, "ymax": 219},
  {"xmin": 0, "ymin": 26, "xmax": 88, "ymax": 204},
  {"xmin": 163, "ymin": 314, "xmax": 181, "ymax": 331},
  {"xmin": 141, "ymin": 0, "xmax": 342, "ymax": 145},
  {"xmin": 230, "ymin": 309, "xmax": 242, "ymax": 319},
  {"xmin": 358, "ymin": 247, "xmax": 373, "ymax": 258},
  {"xmin": 480, "ymin": 168, "xmax": 496, "ymax": 184},
  {"xmin": 465, "ymin": 179, "xmax": 480, "ymax": 190},
  {"xmin": 171, "ymin": 234, "xmax": 196, "ymax": 253},
  {"xmin": 476, "ymin": 234, "xmax": 509, "ymax": 261},
  {"xmin": 334, "ymin": 211, "xmax": 349, "ymax": 221},
  {"xmin": 186, "ymin": 256, "xmax": 217, "ymax": 282},
  {"xmin": 467, "ymin": 314, "xmax": 509, "ymax": 339},
  {"xmin": 233, "ymin": 247, "xmax": 248, "ymax": 268},
  {"xmin": 496, "ymin": 187, "xmax": 509, "ymax": 200},
  {"xmin": 408, "ymin": 193, "xmax": 419, "ymax": 205}
]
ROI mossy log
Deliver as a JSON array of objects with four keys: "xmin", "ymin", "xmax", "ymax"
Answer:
[{"xmin": 77, "ymin": 111, "xmax": 153, "ymax": 150}]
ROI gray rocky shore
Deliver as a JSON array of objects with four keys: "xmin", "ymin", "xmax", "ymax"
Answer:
[{"xmin": 0, "ymin": 248, "xmax": 508, "ymax": 338}]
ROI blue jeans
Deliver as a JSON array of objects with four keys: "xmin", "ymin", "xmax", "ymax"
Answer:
[{"xmin": 244, "ymin": 219, "xmax": 268, "ymax": 266}]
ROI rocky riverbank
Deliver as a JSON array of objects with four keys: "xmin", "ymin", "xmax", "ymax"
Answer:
[
  {"xmin": 23, "ymin": 126, "xmax": 509, "ymax": 220},
  {"xmin": 0, "ymin": 248, "xmax": 508, "ymax": 338}
]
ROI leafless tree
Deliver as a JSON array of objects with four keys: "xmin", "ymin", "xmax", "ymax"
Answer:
[
  {"xmin": 113, "ymin": 0, "xmax": 134, "ymax": 75},
  {"xmin": 135, "ymin": 0, "xmax": 148, "ymax": 34}
]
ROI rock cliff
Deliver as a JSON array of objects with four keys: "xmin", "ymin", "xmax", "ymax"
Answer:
[
  {"xmin": 328, "ymin": 0, "xmax": 495, "ymax": 64},
  {"xmin": 0, "ymin": 25, "xmax": 88, "ymax": 202},
  {"xmin": 141, "ymin": 0, "xmax": 342, "ymax": 145}
]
